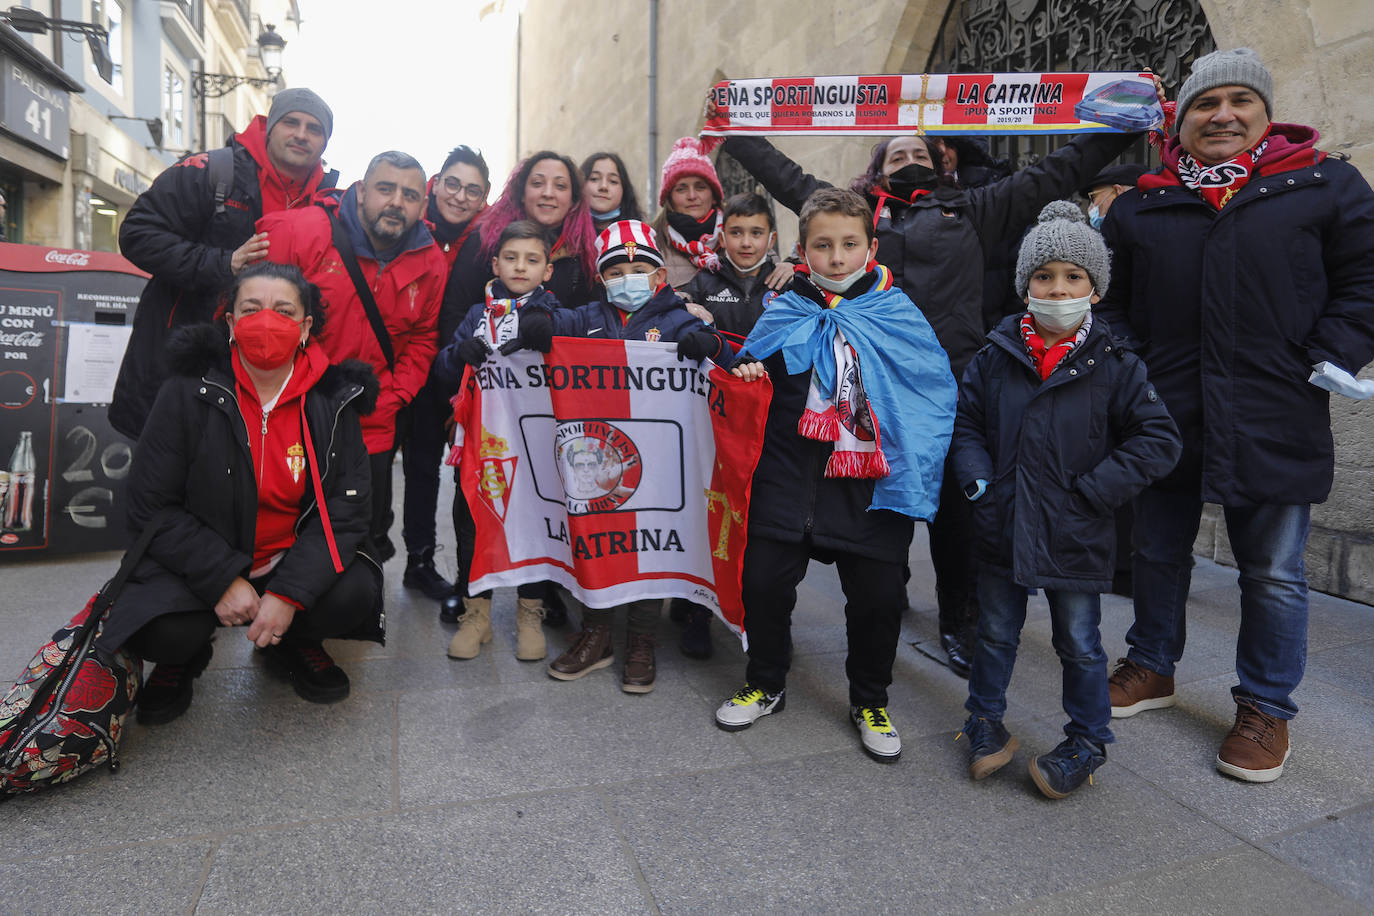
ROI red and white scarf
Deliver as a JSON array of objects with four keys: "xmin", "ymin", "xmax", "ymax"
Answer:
[
  {"xmin": 1174, "ymin": 130, "xmax": 1271, "ymax": 210},
  {"xmin": 664, "ymin": 210, "xmax": 722, "ymax": 271},
  {"xmin": 1020, "ymin": 310, "xmax": 1093, "ymax": 380},
  {"xmin": 795, "ymin": 264, "xmax": 894, "ymax": 479},
  {"xmin": 478, "ymin": 280, "xmax": 531, "ymax": 350}
]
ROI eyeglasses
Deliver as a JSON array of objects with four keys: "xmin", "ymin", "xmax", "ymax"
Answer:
[{"xmin": 440, "ymin": 176, "xmax": 486, "ymax": 201}]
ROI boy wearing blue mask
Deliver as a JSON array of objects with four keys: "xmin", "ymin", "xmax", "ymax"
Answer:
[
  {"xmin": 951, "ymin": 201, "xmax": 1180, "ymax": 798},
  {"xmin": 524, "ymin": 218, "xmax": 727, "ymax": 692}
]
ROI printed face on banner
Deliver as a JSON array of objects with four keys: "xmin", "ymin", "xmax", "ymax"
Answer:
[{"xmin": 520, "ymin": 415, "xmax": 684, "ymax": 517}]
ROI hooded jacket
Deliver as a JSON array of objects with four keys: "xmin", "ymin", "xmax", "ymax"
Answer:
[
  {"xmin": 547, "ymin": 284, "xmax": 729, "ymax": 360},
  {"xmin": 99, "ymin": 324, "xmax": 379, "ymax": 653},
  {"xmin": 111, "ymin": 116, "xmax": 338, "ymax": 439},
  {"xmin": 951, "ymin": 314, "xmax": 1181, "ymax": 591},
  {"xmin": 1095, "ymin": 123, "xmax": 1374, "ymax": 505},
  {"xmin": 258, "ymin": 186, "xmax": 448, "ymax": 453},
  {"xmin": 721, "ymin": 132, "xmax": 1136, "ymax": 378},
  {"xmin": 678, "ymin": 256, "xmax": 785, "ymax": 339}
]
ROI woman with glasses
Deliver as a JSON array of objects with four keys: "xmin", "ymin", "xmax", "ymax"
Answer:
[{"xmin": 397, "ymin": 147, "xmax": 495, "ymax": 605}]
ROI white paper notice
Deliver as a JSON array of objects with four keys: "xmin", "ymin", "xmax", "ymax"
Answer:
[{"xmin": 63, "ymin": 323, "xmax": 132, "ymax": 404}]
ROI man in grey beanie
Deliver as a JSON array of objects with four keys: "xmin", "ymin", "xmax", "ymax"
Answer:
[
  {"xmin": 1096, "ymin": 48, "xmax": 1374, "ymax": 783},
  {"xmin": 111, "ymin": 88, "xmax": 338, "ymax": 439}
]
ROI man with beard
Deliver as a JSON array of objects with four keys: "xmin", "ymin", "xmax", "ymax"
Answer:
[{"xmin": 259, "ymin": 151, "xmax": 447, "ymax": 554}]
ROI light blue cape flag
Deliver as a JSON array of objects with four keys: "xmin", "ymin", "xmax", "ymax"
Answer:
[{"xmin": 741, "ymin": 274, "xmax": 956, "ymax": 520}]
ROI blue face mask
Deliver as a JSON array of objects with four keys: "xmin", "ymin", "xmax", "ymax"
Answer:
[
  {"xmin": 1088, "ymin": 203, "xmax": 1104, "ymax": 230},
  {"xmin": 592, "ymin": 206, "xmax": 621, "ymax": 221},
  {"xmin": 605, "ymin": 272, "xmax": 655, "ymax": 311}
]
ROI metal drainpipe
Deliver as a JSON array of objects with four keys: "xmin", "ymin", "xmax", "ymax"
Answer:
[
  {"xmin": 647, "ymin": 0, "xmax": 659, "ymax": 207},
  {"xmin": 515, "ymin": 11, "xmax": 523, "ymax": 159}
]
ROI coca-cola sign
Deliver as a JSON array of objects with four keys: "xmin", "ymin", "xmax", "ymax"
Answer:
[
  {"xmin": 44, "ymin": 250, "xmax": 90, "ymax": 267},
  {"xmin": 0, "ymin": 330, "xmax": 43, "ymax": 347}
]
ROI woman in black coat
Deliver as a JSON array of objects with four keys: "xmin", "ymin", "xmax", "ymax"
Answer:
[
  {"xmin": 99, "ymin": 262, "xmax": 381, "ymax": 725},
  {"xmin": 717, "ymin": 111, "xmax": 1138, "ymax": 675}
]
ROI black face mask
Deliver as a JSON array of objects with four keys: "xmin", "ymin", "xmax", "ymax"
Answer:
[{"xmin": 886, "ymin": 163, "xmax": 938, "ymax": 199}]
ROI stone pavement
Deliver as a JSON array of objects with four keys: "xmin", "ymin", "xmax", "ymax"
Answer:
[{"xmin": 2, "ymin": 474, "xmax": 1372, "ymax": 914}]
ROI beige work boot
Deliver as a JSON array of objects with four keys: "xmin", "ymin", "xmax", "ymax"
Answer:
[
  {"xmin": 515, "ymin": 597, "xmax": 547, "ymax": 661},
  {"xmin": 447, "ymin": 596, "xmax": 493, "ymax": 659}
]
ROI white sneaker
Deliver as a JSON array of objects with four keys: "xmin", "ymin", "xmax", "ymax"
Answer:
[
  {"xmin": 714, "ymin": 684, "xmax": 785, "ymax": 731},
  {"xmin": 851, "ymin": 706, "xmax": 901, "ymax": 763}
]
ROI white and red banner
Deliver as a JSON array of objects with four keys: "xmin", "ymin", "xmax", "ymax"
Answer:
[
  {"xmin": 453, "ymin": 338, "xmax": 772, "ymax": 642},
  {"xmin": 703, "ymin": 71, "xmax": 1162, "ymax": 137}
]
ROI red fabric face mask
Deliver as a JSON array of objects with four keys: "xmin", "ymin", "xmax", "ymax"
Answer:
[{"xmin": 232, "ymin": 308, "xmax": 304, "ymax": 369}]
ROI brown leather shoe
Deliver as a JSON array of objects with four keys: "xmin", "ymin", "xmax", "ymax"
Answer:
[
  {"xmin": 547, "ymin": 624, "xmax": 614, "ymax": 681},
  {"xmin": 622, "ymin": 632, "xmax": 656, "ymax": 694},
  {"xmin": 1216, "ymin": 700, "xmax": 1290, "ymax": 782},
  {"xmin": 1108, "ymin": 658, "xmax": 1176, "ymax": 718}
]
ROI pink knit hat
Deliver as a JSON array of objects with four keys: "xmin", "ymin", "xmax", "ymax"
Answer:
[{"xmin": 658, "ymin": 137, "xmax": 724, "ymax": 208}]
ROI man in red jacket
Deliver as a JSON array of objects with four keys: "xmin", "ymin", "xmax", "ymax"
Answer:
[
  {"xmin": 111, "ymin": 88, "xmax": 337, "ymax": 439},
  {"xmin": 259, "ymin": 151, "xmax": 447, "ymax": 558}
]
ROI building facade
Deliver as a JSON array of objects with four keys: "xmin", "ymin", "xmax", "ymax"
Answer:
[
  {"xmin": 510, "ymin": 0, "xmax": 1374, "ymax": 603},
  {"xmin": 0, "ymin": 0, "xmax": 301, "ymax": 251}
]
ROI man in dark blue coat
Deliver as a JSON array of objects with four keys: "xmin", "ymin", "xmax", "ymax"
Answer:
[{"xmin": 1096, "ymin": 49, "xmax": 1374, "ymax": 783}]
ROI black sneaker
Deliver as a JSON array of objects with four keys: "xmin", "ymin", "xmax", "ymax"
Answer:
[
  {"xmin": 1029, "ymin": 736, "xmax": 1106, "ymax": 799},
  {"xmin": 403, "ymin": 551, "xmax": 454, "ymax": 601},
  {"xmin": 679, "ymin": 605, "xmax": 714, "ymax": 659},
  {"xmin": 264, "ymin": 639, "xmax": 350, "ymax": 704},
  {"xmin": 136, "ymin": 643, "xmax": 213, "ymax": 726},
  {"xmin": 955, "ymin": 715, "xmax": 1019, "ymax": 780}
]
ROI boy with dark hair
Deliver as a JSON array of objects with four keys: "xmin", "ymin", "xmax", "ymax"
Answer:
[
  {"xmin": 952, "ymin": 201, "xmax": 1180, "ymax": 798},
  {"xmin": 715, "ymin": 188, "xmax": 956, "ymax": 763},
  {"xmin": 432, "ymin": 219, "xmax": 559, "ymax": 662},
  {"xmin": 679, "ymin": 192, "xmax": 787, "ymax": 338}
]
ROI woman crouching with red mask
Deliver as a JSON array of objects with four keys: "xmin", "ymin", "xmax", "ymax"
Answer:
[{"xmin": 97, "ymin": 262, "xmax": 383, "ymax": 724}]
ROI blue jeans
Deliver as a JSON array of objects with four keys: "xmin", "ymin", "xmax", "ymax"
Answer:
[
  {"xmin": 966, "ymin": 572, "xmax": 1113, "ymax": 745},
  {"xmin": 1127, "ymin": 487, "xmax": 1310, "ymax": 719}
]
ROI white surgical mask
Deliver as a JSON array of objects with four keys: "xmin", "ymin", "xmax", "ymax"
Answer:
[
  {"xmin": 605, "ymin": 272, "xmax": 655, "ymax": 311},
  {"xmin": 1027, "ymin": 293, "xmax": 1093, "ymax": 334},
  {"xmin": 806, "ymin": 258, "xmax": 867, "ymax": 294}
]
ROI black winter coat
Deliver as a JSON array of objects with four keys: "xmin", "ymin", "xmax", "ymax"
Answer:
[
  {"xmin": 951, "ymin": 315, "xmax": 1181, "ymax": 591},
  {"xmin": 678, "ymin": 257, "xmax": 786, "ymax": 338},
  {"xmin": 549, "ymin": 286, "xmax": 730, "ymax": 361},
  {"xmin": 1096, "ymin": 139, "xmax": 1374, "ymax": 506},
  {"xmin": 439, "ymin": 230, "xmax": 594, "ymax": 346},
  {"xmin": 721, "ymin": 133, "xmax": 1135, "ymax": 377},
  {"xmin": 110, "ymin": 141, "xmax": 337, "ymax": 439},
  {"xmin": 99, "ymin": 324, "xmax": 380, "ymax": 652},
  {"xmin": 745, "ymin": 276, "xmax": 916, "ymax": 564}
]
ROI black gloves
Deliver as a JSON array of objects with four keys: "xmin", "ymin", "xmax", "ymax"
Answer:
[
  {"xmin": 498, "ymin": 308, "xmax": 554, "ymax": 355},
  {"xmin": 455, "ymin": 336, "xmax": 493, "ymax": 367},
  {"xmin": 676, "ymin": 329, "xmax": 719, "ymax": 362}
]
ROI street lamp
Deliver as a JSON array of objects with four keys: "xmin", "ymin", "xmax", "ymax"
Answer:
[
  {"xmin": 1, "ymin": 5, "xmax": 113, "ymax": 82},
  {"xmin": 191, "ymin": 24, "xmax": 287, "ymax": 99}
]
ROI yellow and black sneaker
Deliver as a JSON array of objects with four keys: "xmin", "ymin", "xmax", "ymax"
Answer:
[
  {"xmin": 851, "ymin": 705, "xmax": 901, "ymax": 763},
  {"xmin": 714, "ymin": 684, "xmax": 785, "ymax": 731}
]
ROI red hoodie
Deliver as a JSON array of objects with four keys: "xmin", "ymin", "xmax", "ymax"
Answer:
[
  {"xmin": 231, "ymin": 341, "xmax": 331, "ymax": 578},
  {"xmin": 234, "ymin": 115, "xmax": 332, "ymax": 214}
]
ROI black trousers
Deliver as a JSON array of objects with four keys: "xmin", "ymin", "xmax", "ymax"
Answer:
[
  {"xmin": 369, "ymin": 448, "xmax": 398, "ymax": 546},
  {"xmin": 742, "ymin": 535, "xmax": 906, "ymax": 708},
  {"xmin": 125, "ymin": 560, "xmax": 377, "ymax": 665},
  {"xmin": 400, "ymin": 380, "xmax": 449, "ymax": 558},
  {"xmin": 928, "ymin": 453, "xmax": 977, "ymax": 630}
]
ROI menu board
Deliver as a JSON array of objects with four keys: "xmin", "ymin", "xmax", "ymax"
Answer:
[{"xmin": 0, "ymin": 242, "xmax": 147, "ymax": 557}]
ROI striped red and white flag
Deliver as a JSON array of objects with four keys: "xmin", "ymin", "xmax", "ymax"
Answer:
[{"xmin": 453, "ymin": 338, "xmax": 771, "ymax": 643}]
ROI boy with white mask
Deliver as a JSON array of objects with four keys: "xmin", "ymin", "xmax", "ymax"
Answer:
[{"xmin": 950, "ymin": 201, "xmax": 1181, "ymax": 798}]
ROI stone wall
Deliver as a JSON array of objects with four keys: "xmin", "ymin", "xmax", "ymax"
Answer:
[{"xmin": 515, "ymin": 0, "xmax": 1374, "ymax": 604}]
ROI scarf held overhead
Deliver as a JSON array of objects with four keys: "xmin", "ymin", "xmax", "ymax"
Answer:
[
  {"xmin": 702, "ymin": 71, "xmax": 1163, "ymax": 138},
  {"xmin": 741, "ymin": 266, "xmax": 957, "ymax": 520}
]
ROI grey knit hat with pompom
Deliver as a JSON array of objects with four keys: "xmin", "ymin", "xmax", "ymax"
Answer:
[
  {"xmin": 1177, "ymin": 48, "xmax": 1273, "ymax": 123},
  {"xmin": 1014, "ymin": 200, "xmax": 1111, "ymax": 298}
]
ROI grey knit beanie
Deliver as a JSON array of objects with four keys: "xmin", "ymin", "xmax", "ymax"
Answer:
[
  {"xmin": 1176, "ymin": 48, "xmax": 1274, "ymax": 124},
  {"xmin": 266, "ymin": 87, "xmax": 333, "ymax": 140},
  {"xmin": 1015, "ymin": 201, "xmax": 1110, "ymax": 298}
]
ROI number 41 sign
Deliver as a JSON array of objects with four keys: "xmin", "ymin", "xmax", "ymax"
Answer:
[{"xmin": 1, "ymin": 54, "xmax": 71, "ymax": 160}]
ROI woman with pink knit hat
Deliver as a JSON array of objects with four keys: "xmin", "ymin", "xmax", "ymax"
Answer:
[{"xmin": 651, "ymin": 137, "xmax": 729, "ymax": 288}]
